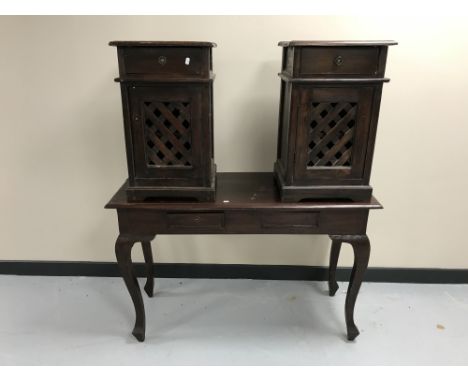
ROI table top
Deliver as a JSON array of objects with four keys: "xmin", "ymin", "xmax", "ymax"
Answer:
[{"xmin": 105, "ymin": 172, "xmax": 382, "ymax": 211}]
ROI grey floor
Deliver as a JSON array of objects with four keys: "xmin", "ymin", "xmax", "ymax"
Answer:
[{"xmin": 0, "ymin": 275, "xmax": 467, "ymax": 365}]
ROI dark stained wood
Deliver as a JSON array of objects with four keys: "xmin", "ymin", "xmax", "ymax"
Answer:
[
  {"xmin": 167, "ymin": 212, "xmax": 225, "ymax": 231},
  {"xmin": 330, "ymin": 234, "xmax": 370, "ymax": 341},
  {"xmin": 115, "ymin": 235, "xmax": 151, "ymax": 342},
  {"xmin": 106, "ymin": 172, "xmax": 382, "ymax": 211},
  {"xmin": 110, "ymin": 41, "xmax": 217, "ymax": 47},
  {"xmin": 278, "ymin": 73, "xmax": 390, "ymax": 83},
  {"xmin": 111, "ymin": 41, "xmax": 216, "ymax": 201},
  {"xmin": 115, "ymin": 74, "xmax": 216, "ymax": 83},
  {"xmin": 274, "ymin": 40, "xmax": 396, "ymax": 202},
  {"xmin": 107, "ymin": 172, "xmax": 381, "ymax": 342},
  {"xmin": 121, "ymin": 47, "xmax": 211, "ymax": 78},
  {"xmin": 328, "ymin": 239, "xmax": 341, "ymax": 296},
  {"xmin": 141, "ymin": 241, "xmax": 154, "ymax": 297},
  {"xmin": 260, "ymin": 211, "xmax": 318, "ymax": 229},
  {"xmin": 278, "ymin": 40, "xmax": 397, "ymax": 47},
  {"xmin": 299, "ymin": 46, "xmax": 380, "ymax": 77}
]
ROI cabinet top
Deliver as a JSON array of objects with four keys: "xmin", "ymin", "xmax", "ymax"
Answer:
[
  {"xmin": 278, "ymin": 40, "xmax": 397, "ymax": 47},
  {"xmin": 109, "ymin": 41, "xmax": 217, "ymax": 47}
]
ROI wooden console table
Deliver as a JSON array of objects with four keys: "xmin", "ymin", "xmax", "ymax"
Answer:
[{"xmin": 105, "ymin": 172, "xmax": 382, "ymax": 342}]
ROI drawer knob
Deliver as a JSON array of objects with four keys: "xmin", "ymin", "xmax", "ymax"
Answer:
[
  {"xmin": 334, "ymin": 55, "xmax": 344, "ymax": 66},
  {"xmin": 158, "ymin": 56, "xmax": 167, "ymax": 66}
]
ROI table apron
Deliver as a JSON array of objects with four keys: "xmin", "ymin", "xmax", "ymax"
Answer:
[{"xmin": 117, "ymin": 209, "xmax": 369, "ymax": 235}]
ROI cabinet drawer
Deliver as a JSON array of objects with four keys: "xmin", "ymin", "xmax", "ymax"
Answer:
[
  {"xmin": 122, "ymin": 47, "xmax": 210, "ymax": 77},
  {"xmin": 260, "ymin": 211, "xmax": 319, "ymax": 228},
  {"xmin": 167, "ymin": 212, "xmax": 224, "ymax": 229},
  {"xmin": 299, "ymin": 47, "xmax": 379, "ymax": 76}
]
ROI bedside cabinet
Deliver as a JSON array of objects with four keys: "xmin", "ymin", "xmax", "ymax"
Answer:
[
  {"xmin": 110, "ymin": 41, "xmax": 217, "ymax": 201},
  {"xmin": 274, "ymin": 40, "xmax": 397, "ymax": 202}
]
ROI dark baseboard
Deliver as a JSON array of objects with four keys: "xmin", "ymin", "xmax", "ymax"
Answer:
[{"xmin": 0, "ymin": 261, "xmax": 467, "ymax": 283}]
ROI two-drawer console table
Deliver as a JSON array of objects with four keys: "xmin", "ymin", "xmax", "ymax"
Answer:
[{"xmin": 105, "ymin": 172, "xmax": 382, "ymax": 342}]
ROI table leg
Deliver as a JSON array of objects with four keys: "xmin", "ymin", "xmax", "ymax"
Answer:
[
  {"xmin": 328, "ymin": 238, "xmax": 342, "ymax": 296},
  {"xmin": 330, "ymin": 234, "xmax": 370, "ymax": 341},
  {"xmin": 115, "ymin": 235, "xmax": 146, "ymax": 342},
  {"xmin": 141, "ymin": 240, "xmax": 155, "ymax": 298}
]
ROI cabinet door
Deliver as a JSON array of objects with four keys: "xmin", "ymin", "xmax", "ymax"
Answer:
[
  {"xmin": 293, "ymin": 86, "xmax": 374, "ymax": 184},
  {"xmin": 129, "ymin": 84, "xmax": 206, "ymax": 183}
]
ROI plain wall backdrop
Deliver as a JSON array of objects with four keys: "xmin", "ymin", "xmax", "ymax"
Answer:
[{"xmin": 1, "ymin": 16, "xmax": 467, "ymax": 268}]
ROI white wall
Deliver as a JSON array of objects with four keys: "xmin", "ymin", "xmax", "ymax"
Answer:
[{"xmin": 1, "ymin": 16, "xmax": 467, "ymax": 268}]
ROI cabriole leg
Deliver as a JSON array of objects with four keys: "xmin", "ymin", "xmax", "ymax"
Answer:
[
  {"xmin": 330, "ymin": 234, "xmax": 370, "ymax": 341},
  {"xmin": 328, "ymin": 238, "xmax": 342, "ymax": 296},
  {"xmin": 115, "ymin": 235, "xmax": 146, "ymax": 342},
  {"xmin": 141, "ymin": 240, "xmax": 155, "ymax": 298}
]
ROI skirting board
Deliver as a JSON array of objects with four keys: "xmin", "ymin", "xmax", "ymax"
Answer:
[{"xmin": 0, "ymin": 261, "xmax": 467, "ymax": 284}]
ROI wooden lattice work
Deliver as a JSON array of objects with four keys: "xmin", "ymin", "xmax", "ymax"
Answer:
[
  {"xmin": 308, "ymin": 102, "xmax": 357, "ymax": 167},
  {"xmin": 142, "ymin": 101, "xmax": 192, "ymax": 167}
]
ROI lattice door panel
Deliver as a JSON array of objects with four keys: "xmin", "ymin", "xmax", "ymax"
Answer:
[
  {"xmin": 142, "ymin": 101, "xmax": 192, "ymax": 167},
  {"xmin": 307, "ymin": 102, "xmax": 357, "ymax": 167}
]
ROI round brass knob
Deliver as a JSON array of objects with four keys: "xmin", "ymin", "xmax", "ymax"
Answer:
[{"xmin": 334, "ymin": 55, "xmax": 344, "ymax": 66}]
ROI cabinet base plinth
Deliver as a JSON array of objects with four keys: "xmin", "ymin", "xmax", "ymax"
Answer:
[
  {"xmin": 274, "ymin": 165, "xmax": 372, "ymax": 202},
  {"xmin": 126, "ymin": 172, "xmax": 216, "ymax": 202}
]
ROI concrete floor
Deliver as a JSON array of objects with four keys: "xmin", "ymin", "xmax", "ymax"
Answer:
[{"xmin": 0, "ymin": 275, "xmax": 467, "ymax": 365}]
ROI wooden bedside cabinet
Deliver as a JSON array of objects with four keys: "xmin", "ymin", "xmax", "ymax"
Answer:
[
  {"xmin": 110, "ymin": 41, "xmax": 217, "ymax": 201},
  {"xmin": 274, "ymin": 40, "xmax": 397, "ymax": 202}
]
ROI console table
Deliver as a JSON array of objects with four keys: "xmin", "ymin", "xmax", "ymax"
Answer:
[{"xmin": 105, "ymin": 172, "xmax": 382, "ymax": 342}]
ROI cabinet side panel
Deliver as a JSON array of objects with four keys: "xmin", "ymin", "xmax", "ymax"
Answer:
[
  {"xmin": 377, "ymin": 46, "xmax": 388, "ymax": 77},
  {"xmin": 279, "ymin": 81, "xmax": 292, "ymax": 172},
  {"xmin": 362, "ymin": 84, "xmax": 384, "ymax": 183},
  {"xmin": 277, "ymin": 80, "xmax": 285, "ymax": 160},
  {"xmin": 119, "ymin": 84, "xmax": 136, "ymax": 184},
  {"xmin": 282, "ymin": 47, "xmax": 294, "ymax": 75},
  {"xmin": 200, "ymin": 83, "xmax": 214, "ymax": 186},
  {"xmin": 210, "ymin": 81, "xmax": 214, "ymax": 161}
]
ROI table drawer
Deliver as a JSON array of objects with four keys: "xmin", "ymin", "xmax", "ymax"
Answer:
[
  {"xmin": 299, "ymin": 46, "xmax": 380, "ymax": 76},
  {"xmin": 122, "ymin": 47, "xmax": 210, "ymax": 77},
  {"xmin": 260, "ymin": 211, "xmax": 319, "ymax": 229},
  {"xmin": 167, "ymin": 212, "xmax": 224, "ymax": 229}
]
